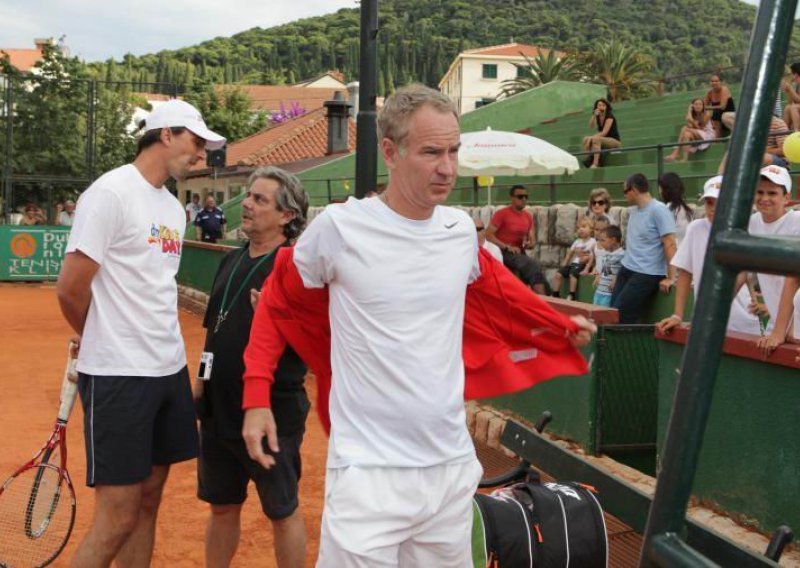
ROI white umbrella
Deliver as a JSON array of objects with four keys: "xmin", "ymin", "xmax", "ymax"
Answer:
[{"xmin": 458, "ymin": 127, "xmax": 579, "ymax": 177}]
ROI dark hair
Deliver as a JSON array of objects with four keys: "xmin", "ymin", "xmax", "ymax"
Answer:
[
  {"xmin": 135, "ymin": 126, "xmax": 187, "ymax": 157},
  {"xmin": 658, "ymin": 172, "xmax": 693, "ymax": 219},
  {"xmin": 625, "ymin": 173, "xmax": 649, "ymax": 194},
  {"xmin": 509, "ymin": 184, "xmax": 526, "ymax": 196},
  {"xmin": 710, "ymin": 73, "xmax": 721, "ymax": 81},
  {"xmin": 593, "ymin": 98, "xmax": 613, "ymax": 113},
  {"xmin": 602, "ymin": 225, "xmax": 622, "ymax": 242},
  {"xmin": 791, "ymin": 62, "xmax": 800, "ymax": 75}
]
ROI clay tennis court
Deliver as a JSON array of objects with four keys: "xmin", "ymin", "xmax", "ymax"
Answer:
[{"xmin": 0, "ymin": 283, "xmax": 327, "ymax": 567}]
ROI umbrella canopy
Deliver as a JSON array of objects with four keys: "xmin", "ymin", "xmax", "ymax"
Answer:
[{"xmin": 458, "ymin": 127, "xmax": 579, "ymax": 177}]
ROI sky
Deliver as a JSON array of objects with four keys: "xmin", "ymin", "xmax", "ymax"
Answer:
[
  {"xmin": 0, "ymin": 0, "xmax": 792, "ymax": 64},
  {"xmin": 0, "ymin": 0, "xmax": 358, "ymax": 62}
]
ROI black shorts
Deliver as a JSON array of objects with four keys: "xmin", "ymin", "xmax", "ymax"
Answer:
[
  {"xmin": 77, "ymin": 366, "xmax": 199, "ymax": 487},
  {"xmin": 557, "ymin": 263, "xmax": 586, "ymax": 279},
  {"xmin": 198, "ymin": 426, "xmax": 304, "ymax": 520}
]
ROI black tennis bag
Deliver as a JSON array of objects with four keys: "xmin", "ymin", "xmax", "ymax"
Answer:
[{"xmin": 473, "ymin": 480, "xmax": 608, "ymax": 567}]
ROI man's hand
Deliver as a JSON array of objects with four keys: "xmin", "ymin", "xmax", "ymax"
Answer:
[
  {"xmin": 659, "ymin": 278, "xmax": 675, "ymax": 294},
  {"xmin": 656, "ymin": 314, "xmax": 682, "ymax": 335},
  {"xmin": 507, "ymin": 246, "xmax": 522, "ymax": 255},
  {"xmin": 747, "ymin": 299, "xmax": 769, "ymax": 318},
  {"xmin": 242, "ymin": 408, "xmax": 279, "ymax": 470},
  {"xmin": 756, "ymin": 331, "xmax": 785, "ymax": 356},
  {"xmin": 568, "ymin": 315, "xmax": 596, "ymax": 347},
  {"xmin": 192, "ymin": 379, "xmax": 205, "ymax": 406},
  {"xmin": 250, "ymin": 288, "xmax": 261, "ymax": 311},
  {"xmin": 67, "ymin": 337, "xmax": 81, "ymax": 383}
]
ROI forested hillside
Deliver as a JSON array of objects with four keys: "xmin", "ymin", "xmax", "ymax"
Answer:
[{"xmin": 87, "ymin": 0, "xmax": 798, "ymax": 95}]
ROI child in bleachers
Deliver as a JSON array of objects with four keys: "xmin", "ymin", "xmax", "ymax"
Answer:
[
  {"xmin": 591, "ymin": 215, "xmax": 610, "ymax": 275},
  {"xmin": 552, "ymin": 217, "xmax": 596, "ymax": 301},
  {"xmin": 593, "ymin": 225, "xmax": 625, "ymax": 307}
]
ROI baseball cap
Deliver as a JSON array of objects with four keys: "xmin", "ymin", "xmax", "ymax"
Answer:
[
  {"xmin": 701, "ymin": 175, "xmax": 722, "ymax": 200},
  {"xmin": 144, "ymin": 99, "xmax": 226, "ymax": 150},
  {"xmin": 759, "ymin": 164, "xmax": 792, "ymax": 194}
]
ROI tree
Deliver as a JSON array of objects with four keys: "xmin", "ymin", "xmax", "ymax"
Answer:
[
  {"xmin": 500, "ymin": 50, "xmax": 583, "ymax": 98},
  {"xmin": 184, "ymin": 81, "xmax": 267, "ymax": 142},
  {"xmin": 579, "ymin": 39, "xmax": 655, "ymax": 101}
]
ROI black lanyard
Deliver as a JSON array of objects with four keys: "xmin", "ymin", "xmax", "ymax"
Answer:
[{"xmin": 213, "ymin": 247, "xmax": 276, "ymax": 333}]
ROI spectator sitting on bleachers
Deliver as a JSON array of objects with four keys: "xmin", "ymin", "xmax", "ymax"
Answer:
[
  {"xmin": 665, "ymin": 98, "xmax": 716, "ymax": 162},
  {"xmin": 658, "ymin": 172, "xmax": 694, "ymax": 245},
  {"xmin": 582, "ymin": 99, "xmax": 621, "ymax": 169},
  {"xmin": 656, "ymin": 175, "xmax": 760, "ymax": 336},
  {"xmin": 593, "ymin": 225, "xmax": 624, "ymax": 307},
  {"xmin": 718, "ymin": 112, "xmax": 789, "ymax": 170},
  {"xmin": 585, "ymin": 187, "xmax": 618, "ymax": 225},
  {"xmin": 19, "ymin": 203, "xmax": 47, "ymax": 226},
  {"xmin": 756, "ymin": 275, "xmax": 800, "ymax": 353},
  {"xmin": 485, "ymin": 184, "xmax": 548, "ymax": 294},
  {"xmin": 704, "ymin": 74, "xmax": 735, "ymax": 138},
  {"xmin": 781, "ymin": 62, "xmax": 800, "ymax": 132},
  {"xmin": 551, "ymin": 216, "xmax": 595, "ymax": 301}
]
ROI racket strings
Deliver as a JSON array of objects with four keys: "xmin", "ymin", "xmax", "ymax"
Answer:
[{"xmin": 0, "ymin": 464, "xmax": 74, "ymax": 567}]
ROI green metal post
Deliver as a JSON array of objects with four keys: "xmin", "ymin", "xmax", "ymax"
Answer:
[
  {"xmin": 640, "ymin": 0, "xmax": 798, "ymax": 565},
  {"xmin": 354, "ymin": 0, "xmax": 378, "ymax": 198},
  {"xmin": 3, "ymin": 75, "xmax": 12, "ymax": 220}
]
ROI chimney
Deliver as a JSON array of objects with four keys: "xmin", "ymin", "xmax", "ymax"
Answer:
[
  {"xmin": 346, "ymin": 82, "xmax": 359, "ymax": 118},
  {"xmin": 324, "ymin": 91, "xmax": 353, "ymax": 155},
  {"xmin": 34, "ymin": 38, "xmax": 52, "ymax": 53}
]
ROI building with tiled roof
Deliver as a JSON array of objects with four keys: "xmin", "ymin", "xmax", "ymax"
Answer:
[
  {"xmin": 215, "ymin": 84, "xmax": 347, "ymax": 113},
  {"xmin": 0, "ymin": 38, "xmax": 54, "ymax": 72},
  {"xmin": 439, "ymin": 42, "xmax": 564, "ymax": 115},
  {"xmin": 177, "ymin": 104, "xmax": 355, "ymax": 206},
  {"xmin": 292, "ymin": 70, "xmax": 347, "ymax": 89}
]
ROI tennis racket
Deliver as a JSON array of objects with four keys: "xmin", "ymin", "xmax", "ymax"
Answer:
[{"xmin": 0, "ymin": 342, "xmax": 79, "ymax": 568}]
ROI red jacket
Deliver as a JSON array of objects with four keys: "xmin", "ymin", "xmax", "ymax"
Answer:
[{"xmin": 243, "ymin": 247, "xmax": 588, "ymax": 434}]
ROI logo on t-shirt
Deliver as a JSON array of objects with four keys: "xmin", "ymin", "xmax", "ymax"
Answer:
[{"xmin": 147, "ymin": 223, "xmax": 182, "ymax": 257}]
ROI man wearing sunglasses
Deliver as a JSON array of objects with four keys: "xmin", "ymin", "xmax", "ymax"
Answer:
[{"xmin": 486, "ymin": 185, "xmax": 548, "ymax": 294}]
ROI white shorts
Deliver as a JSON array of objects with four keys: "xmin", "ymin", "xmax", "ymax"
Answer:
[{"xmin": 317, "ymin": 458, "xmax": 484, "ymax": 568}]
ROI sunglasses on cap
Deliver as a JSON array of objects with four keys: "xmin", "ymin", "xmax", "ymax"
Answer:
[
  {"xmin": 591, "ymin": 199, "xmax": 607, "ymax": 206},
  {"xmin": 513, "ymin": 194, "xmax": 528, "ymax": 200}
]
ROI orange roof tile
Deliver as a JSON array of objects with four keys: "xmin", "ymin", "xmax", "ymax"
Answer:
[
  {"xmin": 463, "ymin": 42, "xmax": 563, "ymax": 59},
  {"xmin": 215, "ymin": 85, "xmax": 348, "ymax": 113},
  {"xmin": 192, "ymin": 107, "xmax": 355, "ymax": 172},
  {"xmin": 0, "ymin": 48, "xmax": 43, "ymax": 72}
]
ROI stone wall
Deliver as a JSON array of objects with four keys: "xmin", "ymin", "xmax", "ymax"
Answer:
[{"xmin": 229, "ymin": 203, "xmax": 699, "ymax": 277}]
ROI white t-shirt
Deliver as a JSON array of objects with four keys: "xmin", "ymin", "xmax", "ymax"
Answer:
[
  {"xmin": 672, "ymin": 218, "xmax": 761, "ymax": 335},
  {"xmin": 569, "ymin": 237, "xmax": 596, "ymax": 265},
  {"xmin": 482, "ymin": 240, "xmax": 503, "ymax": 262},
  {"xmin": 748, "ymin": 210, "xmax": 800, "ymax": 333},
  {"xmin": 294, "ymin": 196, "xmax": 480, "ymax": 469},
  {"xmin": 671, "ymin": 206, "xmax": 694, "ymax": 246},
  {"xmin": 67, "ymin": 164, "xmax": 187, "ymax": 376},
  {"xmin": 185, "ymin": 201, "xmax": 203, "ymax": 222}
]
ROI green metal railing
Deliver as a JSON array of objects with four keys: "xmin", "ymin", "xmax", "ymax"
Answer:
[{"xmin": 640, "ymin": 0, "xmax": 799, "ymax": 565}]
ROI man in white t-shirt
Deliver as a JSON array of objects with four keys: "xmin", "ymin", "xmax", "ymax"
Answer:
[
  {"xmin": 57, "ymin": 99, "xmax": 225, "ymax": 566},
  {"xmin": 657, "ymin": 175, "xmax": 761, "ymax": 336},
  {"xmin": 242, "ymin": 84, "xmax": 595, "ymax": 567},
  {"xmin": 185, "ymin": 192, "xmax": 203, "ymax": 222},
  {"xmin": 745, "ymin": 166, "xmax": 800, "ymax": 334}
]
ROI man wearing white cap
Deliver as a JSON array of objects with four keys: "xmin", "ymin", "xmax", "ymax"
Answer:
[
  {"xmin": 57, "ymin": 99, "xmax": 225, "ymax": 566},
  {"xmin": 745, "ymin": 165, "xmax": 800, "ymax": 336},
  {"xmin": 657, "ymin": 175, "xmax": 761, "ymax": 336}
]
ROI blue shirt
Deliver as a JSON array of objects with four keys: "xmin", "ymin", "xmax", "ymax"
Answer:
[{"xmin": 622, "ymin": 200, "xmax": 675, "ymax": 276}]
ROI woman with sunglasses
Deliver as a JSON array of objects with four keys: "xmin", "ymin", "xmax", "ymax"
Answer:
[{"xmin": 585, "ymin": 187, "xmax": 618, "ymax": 225}]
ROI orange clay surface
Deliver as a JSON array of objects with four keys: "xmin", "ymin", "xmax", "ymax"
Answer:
[{"xmin": 0, "ymin": 283, "xmax": 326, "ymax": 567}]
